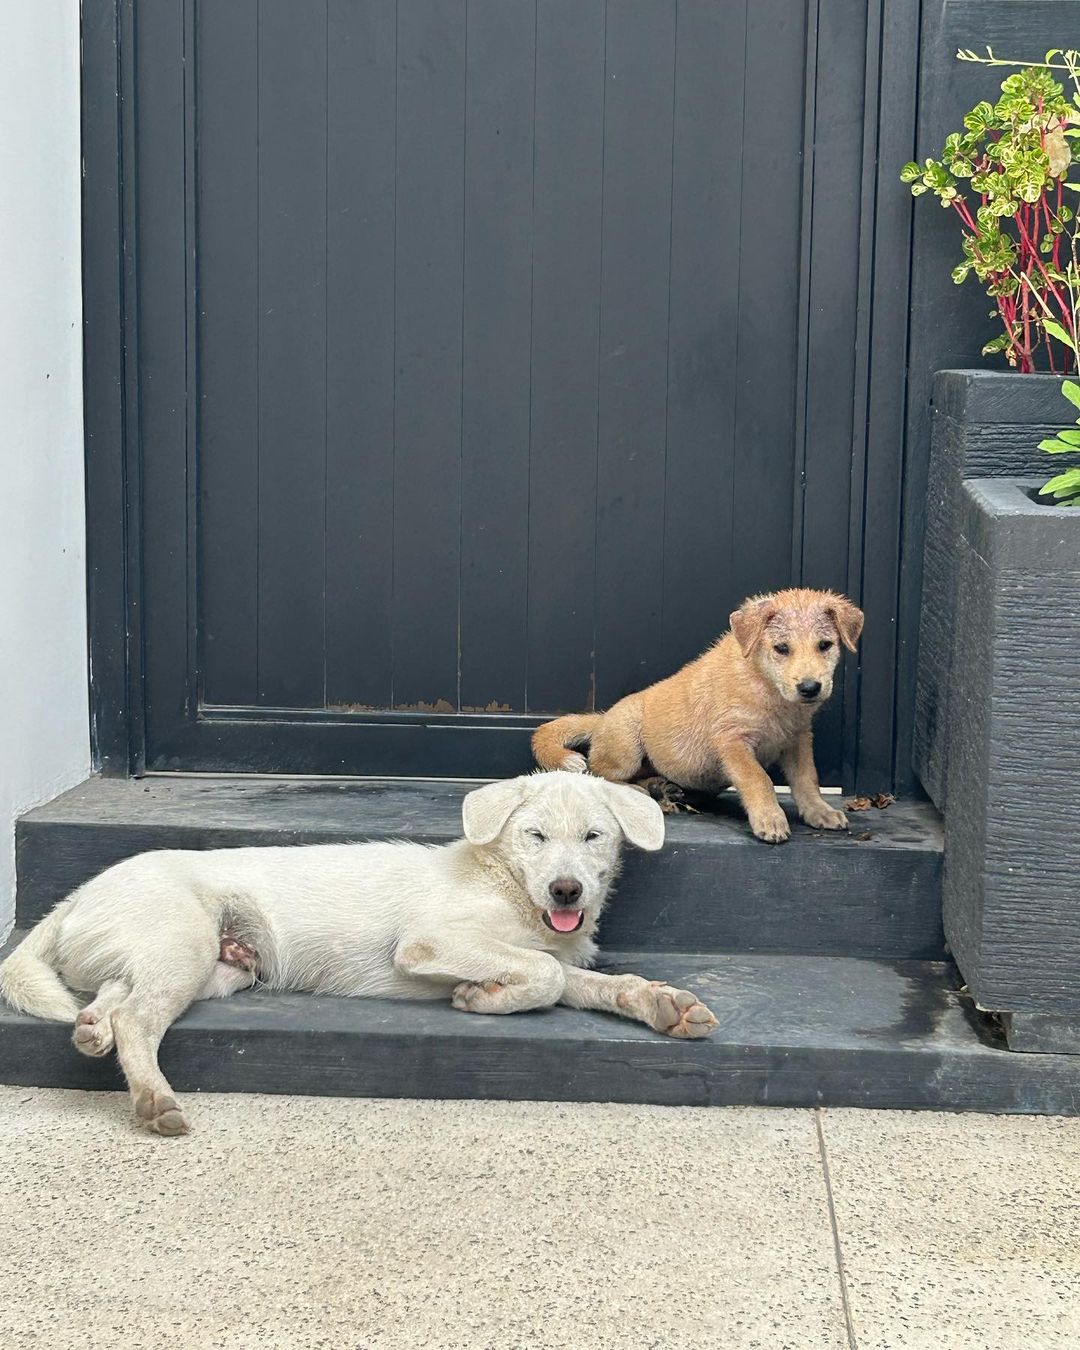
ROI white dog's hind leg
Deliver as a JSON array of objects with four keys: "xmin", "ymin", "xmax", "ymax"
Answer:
[
  {"xmin": 110, "ymin": 920, "xmax": 221, "ymax": 1137},
  {"xmin": 560, "ymin": 966, "xmax": 718, "ymax": 1039},
  {"xmin": 395, "ymin": 936, "xmax": 566, "ymax": 1015},
  {"xmin": 72, "ymin": 979, "xmax": 130, "ymax": 1057},
  {"xmin": 198, "ymin": 962, "xmax": 256, "ymax": 1000}
]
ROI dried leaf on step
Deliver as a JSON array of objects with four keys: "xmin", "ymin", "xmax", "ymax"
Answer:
[
  {"xmin": 846, "ymin": 796, "xmax": 872, "ymax": 811},
  {"xmin": 854, "ymin": 831, "xmax": 874, "ymax": 842},
  {"xmin": 871, "ymin": 793, "xmax": 896, "ymax": 810}
]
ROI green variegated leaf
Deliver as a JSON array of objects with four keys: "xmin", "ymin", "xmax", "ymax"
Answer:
[{"xmin": 1061, "ymin": 380, "xmax": 1080, "ymax": 411}]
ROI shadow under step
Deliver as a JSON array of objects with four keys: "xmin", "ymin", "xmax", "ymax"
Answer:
[
  {"xmin": 16, "ymin": 776, "xmax": 945, "ymax": 959},
  {"xmin": 2, "ymin": 942, "xmax": 1076, "ymax": 1115}
]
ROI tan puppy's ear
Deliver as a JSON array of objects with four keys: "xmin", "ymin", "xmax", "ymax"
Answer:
[
  {"xmin": 462, "ymin": 777, "xmax": 528, "ymax": 845},
  {"xmin": 729, "ymin": 596, "xmax": 776, "ymax": 657},
  {"xmin": 827, "ymin": 597, "xmax": 865, "ymax": 652},
  {"xmin": 601, "ymin": 781, "xmax": 665, "ymax": 852}
]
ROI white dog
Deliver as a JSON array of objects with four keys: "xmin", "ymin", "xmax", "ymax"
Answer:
[{"xmin": 0, "ymin": 771, "xmax": 718, "ymax": 1135}]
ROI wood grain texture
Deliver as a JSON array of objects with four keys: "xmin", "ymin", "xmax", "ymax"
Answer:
[
  {"xmin": 943, "ymin": 479, "xmax": 1080, "ymax": 1015},
  {"xmin": 4, "ymin": 939, "xmax": 1080, "ymax": 1112},
  {"xmin": 196, "ymin": 0, "xmax": 260, "ymax": 708},
  {"xmin": 92, "ymin": 0, "xmax": 918, "ymax": 784},
  {"xmin": 324, "ymin": 0, "xmax": 397, "ymax": 710},
  {"xmin": 914, "ymin": 373, "xmax": 1068, "ymax": 808},
  {"xmin": 391, "ymin": 0, "xmax": 466, "ymax": 710},
  {"xmin": 1003, "ymin": 1011, "xmax": 1080, "ymax": 1056},
  {"xmin": 458, "ymin": 0, "xmax": 535, "ymax": 713},
  {"xmin": 524, "ymin": 0, "xmax": 605, "ymax": 715},
  {"xmin": 897, "ymin": 2, "xmax": 1079, "ymax": 794}
]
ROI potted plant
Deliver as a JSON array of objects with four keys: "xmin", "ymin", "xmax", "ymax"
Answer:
[
  {"xmin": 904, "ymin": 50, "xmax": 1080, "ymax": 810},
  {"xmin": 905, "ymin": 50, "xmax": 1080, "ymax": 1051}
]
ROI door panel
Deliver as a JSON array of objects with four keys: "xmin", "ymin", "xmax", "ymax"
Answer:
[{"xmin": 124, "ymin": 0, "xmax": 888, "ymax": 781}]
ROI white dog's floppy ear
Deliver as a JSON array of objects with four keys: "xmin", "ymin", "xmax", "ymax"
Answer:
[
  {"xmin": 730, "ymin": 595, "xmax": 776, "ymax": 658},
  {"xmin": 602, "ymin": 782, "xmax": 665, "ymax": 852},
  {"xmin": 462, "ymin": 777, "xmax": 528, "ymax": 845}
]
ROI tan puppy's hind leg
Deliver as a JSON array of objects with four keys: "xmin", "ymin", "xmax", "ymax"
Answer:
[{"xmin": 586, "ymin": 698, "xmax": 646, "ymax": 783}]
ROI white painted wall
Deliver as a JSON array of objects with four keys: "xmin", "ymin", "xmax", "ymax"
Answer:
[{"xmin": 0, "ymin": 4, "xmax": 88, "ymax": 938}]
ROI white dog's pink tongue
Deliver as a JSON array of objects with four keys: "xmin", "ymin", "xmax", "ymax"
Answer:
[{"xmin": 549, "ymin": 909, "xmax": 582, "ymax": 933}]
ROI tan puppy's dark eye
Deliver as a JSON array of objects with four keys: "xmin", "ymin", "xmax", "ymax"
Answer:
[
  {"xmin": 774, "ymin": 642, "xmax": 790, "ymax": 656},
  {"xmin": 818, "ymin": 639, "xmax": 834, "ymax": 652}
]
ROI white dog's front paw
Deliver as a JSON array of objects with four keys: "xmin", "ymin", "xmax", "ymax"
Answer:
[
  {"xmin": 452, "ymin": 980, "xmax": 509, "ymax": 1014},
  {"xmin": 622, "ymin": 982, "xmax": 719, "ymax": 1039}
]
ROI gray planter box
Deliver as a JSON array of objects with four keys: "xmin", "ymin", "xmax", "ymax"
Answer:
[
  {"xmin": 944, "ymin": 478, "xmax": 1080, "ymax": 1051},
  {"xmin": 914, "ymin": 372, "xmax": 1066, "ymax": 810}
]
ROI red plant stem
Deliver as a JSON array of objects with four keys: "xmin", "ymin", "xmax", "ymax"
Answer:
[
  {"xmin": 1053, "ymin": 180, "xmax": 1063, "ymax": 273},
  {"xmin": 1015, "ymin": 213, "xmax": 1074, "ymax": 332}
]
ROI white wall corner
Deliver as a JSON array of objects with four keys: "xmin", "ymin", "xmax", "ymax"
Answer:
[{"xmin": 0, "ymin": 3, "xmax": 89, "ymax": 939}]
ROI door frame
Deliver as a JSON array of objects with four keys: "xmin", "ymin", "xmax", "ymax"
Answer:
[{"xmin": 82, "ymin": 0, "xmax": 922, "ymax": 790}]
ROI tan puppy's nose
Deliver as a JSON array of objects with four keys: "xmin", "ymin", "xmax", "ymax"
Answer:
[
  {"xmin": 796, "ymin": 678, "xmax": 822, "ymax": 700},
  {"xmin": 549, "ymin": 878, "xmax": 583, "ymax": 906}
]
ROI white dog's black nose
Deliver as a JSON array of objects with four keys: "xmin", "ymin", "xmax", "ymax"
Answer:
[
  {"xmin": 797, "ymin": 679, "xmax": 822, "ymax": 700},
  {"xmin": 549, "ymin": 878, "xmax": 583, "ymax": 906}
]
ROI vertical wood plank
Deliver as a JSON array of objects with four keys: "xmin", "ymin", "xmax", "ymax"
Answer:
[
  {"xmin": 661, "ymin": 0, "xmax": 746, "ymax": 673},
  {"xmin": 256, "ymin": 0, "xmax": 328, "ymax": 707},
  {"xmin": 324, "ymin": 0, "xmax": 397, "ymax": 710},
  {"xmin": 525, "ymin": 0, "xmax": 605, "ymax": 714},
  {"xmin": 392, "ymin": 0, "xmax": 466, "ymax": 710},
  {"xmin": 593, "ymin": 0, "xmax": 676, "ymax": 707},
  {"xmin": 458, "ymin": 0, "xmax": 535, "ymax": 714},
  {"xmin": 800, "ymin": 0, "xmax": 868, "ymax": 783},
  {"xmin": 197, "ymin": 0, "xmax": 259, "ymax": 707},
  {"xmin": 729, "ymin": 0, "xmax": 807, "ymax": 603},
  {"xmin": 135, "ymin": 0, "xmax": 190, "ymax": 756}
]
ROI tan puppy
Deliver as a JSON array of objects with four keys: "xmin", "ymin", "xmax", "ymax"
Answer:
[{"xmin": 532, "ymin": 588, "xmax": 864, "ymax": 844}]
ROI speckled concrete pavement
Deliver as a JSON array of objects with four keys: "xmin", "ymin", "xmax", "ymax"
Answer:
[{"xmin": 0, "ymin": 1088, "xmax": 1077, "ymax": 1349}]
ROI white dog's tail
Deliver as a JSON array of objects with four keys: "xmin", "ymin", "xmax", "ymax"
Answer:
[{"xmin": 0, "ymin": 904, "xmax": 80, "ymax": 1022}]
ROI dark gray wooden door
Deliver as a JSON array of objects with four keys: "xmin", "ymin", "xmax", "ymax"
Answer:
[{"xmin": 92, "ymin": 0, "xmax": 915, "ymax": 784}]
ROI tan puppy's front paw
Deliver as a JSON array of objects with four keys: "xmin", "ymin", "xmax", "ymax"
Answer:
[
  {"xmin": 749, "ymin": 805, "xmax": 790, "ymax": 844},
  {"xmin": 800, "ymin": 800, "xmax": 849, "ymax": 832},
  {"xmin": 631, "ymin": 983, "xmax": 718, "ymax": 1039}
]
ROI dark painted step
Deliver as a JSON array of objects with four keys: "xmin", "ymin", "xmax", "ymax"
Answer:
[
  {"xmin": 1, "ymin": 936, "xmax": 1076, "ymax": 1114},
  {"xmin": 15, "ymin": 776, "xmax": 945, "ymax": 959}
]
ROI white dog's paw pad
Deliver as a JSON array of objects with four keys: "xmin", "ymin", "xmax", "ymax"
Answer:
[
  {"xmin": 649, "ymin": 985, "xmax": 719, "ymax": 1039},
  {"xmin": 452, "ymin": 981, "xmax": 509, "ymax": 1013},
  {"xmin": 73, "ymin": 1010, "xmax": 115, "ymax": 1058},
  {"xmin": 134, "ymin": 1089, "xmax": 190, "ymax": 1137}
]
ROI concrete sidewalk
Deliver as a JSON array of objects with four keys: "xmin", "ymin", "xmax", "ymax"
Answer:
[{"xmin": 0, "ymin": 1088, "xmax": 1077, "ymax": 1349}]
